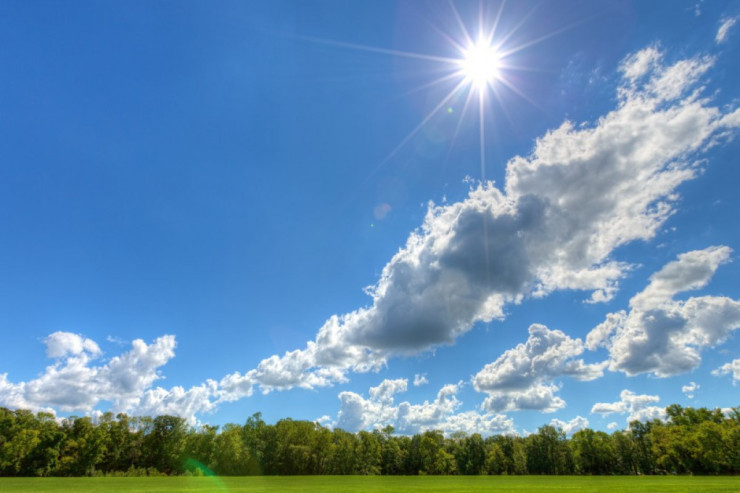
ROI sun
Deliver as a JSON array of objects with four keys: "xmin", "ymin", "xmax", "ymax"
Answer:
[
  {"xmin": 460, "ymin": 39, "xmax": 501, "ymax": 91},
  {"xmin": 297, "ymin": 1, "xmax": 554, "ymax": 178}
]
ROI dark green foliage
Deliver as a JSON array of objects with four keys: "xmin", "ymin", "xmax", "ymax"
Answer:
[{"xmin": 0, "ymin": 405, "xmax": 738, "ymax": 477}]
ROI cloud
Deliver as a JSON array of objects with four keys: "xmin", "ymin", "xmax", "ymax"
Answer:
[
  {"xmin": 44, "ymin": 331, "xmax": 101, "ymax": 359},
  {"xmin": 0, "ymin": 332, "xmax": 218, "ymax": 424},
  {"xmin": 330, "ymin": 378, "xmax": 515, "ymax": 436},
  {"xmin": 606, "ymin": 422, "xmax": 619, "ymax": 430},
  {"xmin": 682, "ymin": 381, "xmax": 700, "ymax": 398},
  {"xmin": 619, "ymin": 45, "xmax": 662, "ymax": 82},
  {"xmin": 711, "ymin": 359, "xmax": 740, "ymax": 383},
  {"xmin": 716, "ymin": 17, "xmax": 737, "ymax": 44},
  {"xmin": 413, "ymin": 373, "xmax": 429, "ymax": 386},
  {"xmin": 591, "ymin": 389, "xmax": 666, "ymax": 424},
  {"xmin": 214, "ymin": 43, "xmax": 740, "ymax": 398},
  {"xmin": 550, "ymin": 416, "xmax": 589, "ymax": 436},
  {"xmin": 586, "ymin": 246, "xmax": 740, "ymax": 377},
  {"xmin": 473, "ymin": 324, "xmax": 604, "ymax": 412}
]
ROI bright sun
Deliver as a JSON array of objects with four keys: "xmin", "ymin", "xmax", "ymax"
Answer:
[{"xmin": 461, "ymin": 40, "xmax": 501, "ymax": 90}]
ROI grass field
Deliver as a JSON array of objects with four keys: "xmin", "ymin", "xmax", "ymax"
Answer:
[{"xmin": 1, "ymin": 476, "xmax": 739, "ymax": 492}]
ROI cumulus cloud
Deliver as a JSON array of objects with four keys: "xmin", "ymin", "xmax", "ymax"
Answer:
[
  {"xmin": 716, "ymin": 17, "xmax": 737, "ymax": 44},
  {"xmin": 682, "ymin": 381, "xmax": 700, "ymax": 398},
  {"xmin": 550, "ymin": 416, "xmax": 589, "ymax": 436},
  {"xmin": 330, "ymin": 379, "xmax": 514, "ymax": 436},
  {"xmin": 711, "ymin": 359, "xmax": 740, "ymax": 383},
  {"xmin": 591, "ymin": 389, "xmax": 667, "ymax": 424},
  {"xmin": 606, "ymin": 422, "xmax": 619, "ymax": 430},
  {"xmin": 217, "ymin": 43, "xmax": 740, "ymax": 397},
  {"xmin": 473, "ymin": 324, "xmax": 604, "ymax": 412},
  {"xmin": 0, "ymin": 332, "xmax": 218, "ymax": 424},
  {"xmin": 44, "ymin": 331, "xmax": 101, "ymax": 359},
  {"xmin": 586, "ymin": 246, "xmax": 740, "ymax": 377}
]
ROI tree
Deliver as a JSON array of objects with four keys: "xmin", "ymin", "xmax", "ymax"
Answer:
[{"xmin": 143, "ymin": 415, "xmax": 188, "ymax": 475}]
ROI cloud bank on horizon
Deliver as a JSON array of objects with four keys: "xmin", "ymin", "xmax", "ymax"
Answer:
[{"xmin": 2, "ymin": 39, "xmax": 740, "ymax": 430}]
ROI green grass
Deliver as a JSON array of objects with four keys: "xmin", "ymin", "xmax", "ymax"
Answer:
[{"xmin": 1, "ymin": 476, "xmax": 738, "ymax": 492}]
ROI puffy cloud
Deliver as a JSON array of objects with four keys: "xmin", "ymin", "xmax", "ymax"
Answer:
[
  {"xmin": 591, "ymin": 389, "xmax": 666, "ymax": 424},
  {"xmin": 335, "ymin": 378, "xmax": 409, "ymax": 432},
  {"xmin": 474, "ymin": 324, "xmax": 604, "ymax": 412},
  {"xmin": 437, "ymin": 411, "xmax": 516, "ymax": 437},
  {"xmin": 619, "ymin": 45, "xmax": 661, "ymax": 82},
  {"xmin": 44, "ymin": 331, "xmax": 100, "ymax": 359},
  {"xmin": 586, "ymin": 246, "xmax": 740, "ymax": 377},
  {"xmin": 330, "ymin": 379, "xmax": 514, "ymax": 436},
  {"xmin": 413, "ymin": 373, "xmax": 429, "ymax": 386},
  {"xmin": 716, "ymin": 17, "xmax": 737, "ymax": 44},
  {"xmin": 606, "ymin": 422, "xmax": 619, "ymax": 430},
  {"xmin": 216, "ymin": 44, "xmax": 740, "ymax": 396},
  {"xmin": 131, "ymin": 381, "xmax": 220, "ymax": 425},
  {"xmin": 0, "ymin": 332, "xmax": 218, "ymax": 424},
  {"xmin": 711, "ymin": 359, "xmax": 740, "ymax": 383},
  {"xmin": 550, "ymin": 416, "xmax": 589, "ymax": 436},
  {"xmin": 682, "ymin": 381, "xmax": 700, "ymax": 399},
  {"xmin": 482, "ymin": 383, "xmax": 565, "ymax": 414}
]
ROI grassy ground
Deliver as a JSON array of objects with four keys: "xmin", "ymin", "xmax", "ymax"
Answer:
[{"xmin": 0, "ymin": 475, "xmax": 738, "ymax": 492}]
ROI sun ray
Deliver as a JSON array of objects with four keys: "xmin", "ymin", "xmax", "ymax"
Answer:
[
  {"xmin": 496, "ymin": 74, "xmax": 547, "ymax": 113},
  {"xmin": 293, "ymin": 33, "xmax": 459, "ymax": 64},
  {"xmin": 478, "ymin": 90, "xmax": 487, "ymax": 180},
  {"xmin": 444, "ymin": 84, "xmax": 477, "ymax": 164},
  {"xmin": 493, "ymin": 1, "xmax": 541, "ymax": 49},
  {"xmin": 397, "ymin": 71, "xmax": 466, "ymax": 99},
  {"xmin": 485, "ymin": 0, "xmax": 507, "ymax": 47},
  {"xmin": 497, "ymin": 14, "xmax": 600, "ymax": 59},
  {"xmin": 448, "ymin": 0, "xmax": 474, "ymax": 51},
  {"xmin": 373, "ymin": 79, "xmax": 469, "ymax": 174}
]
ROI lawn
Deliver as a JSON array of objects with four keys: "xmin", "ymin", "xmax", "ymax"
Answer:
[{"xmin": 1, "ymin": 476, "xmax": 739, "ymax": 492}]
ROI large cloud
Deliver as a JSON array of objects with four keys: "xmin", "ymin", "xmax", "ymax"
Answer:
[
  {"xmin": 0, "ymin": 333, "xmax": 218, "ymax": 424},
  {"xmin": 473, "ymin": 324, "xmax": 604, "ymax": 413},
  {"xmin": 586, "ymin": 246, "xmax": 740, "ymax": 377},
  {"xmin": 219, "ymin": 44, "xmax": 740, "ymax": 397},
  {"xmin": 330, "ymin": 378, "xmax": 515, "ymax": 436}
]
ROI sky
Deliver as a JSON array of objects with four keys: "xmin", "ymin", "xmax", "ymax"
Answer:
[{"xmin": 1, "ymin": 0, "xmax": 739, "ymax": 436}]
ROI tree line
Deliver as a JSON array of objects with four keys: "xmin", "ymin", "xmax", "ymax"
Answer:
[{"xmin": 1, "ymin": 404, "xmax": 738, "ymax": 477}]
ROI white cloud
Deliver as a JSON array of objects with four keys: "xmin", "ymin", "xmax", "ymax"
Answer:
[
  {"xmin": 716, "ymin": 17, "xmax": 737, "ymax": 44},
  {"xmin": 606, "ymin": 422, "xmax": 619, "ymax": 430},
  {"xmin": 473, "ymin": 324, "xmax": 604, "ymax": 412},
  {"xmin": 586, "ymin": 246, "xmax": 740, "ymax": 377},
  {"xmin": 413, "ymin": 373, "xmax": 429, "ymax": 386},
  {"xmin": 591, "ymin": 389, "xmax": 666, "ymax": 424},
  {"xmin": 330, "ymin": 379, "xmax": 514, "ymax": 436},
  {"xmin": 44, "ymin": 331, "xmax": 101, "ymax": 359},
  {"xmin": 217, "ymin": 44, "xmax": 739, "ymax": 396},
  {"xmin": 682, "ymin": 381, "xmax": 700, "ymax": 398},
  {"xmin": 482, "ymin": 383, "xmax": 565, "ymax": 414},
  {"xmin": 0, "ymin": 332, "xmax": 218, "ymax": 425},
  {"xmin": 550, "ymin": 416, "xmax": 589, "ymax": 436},
  {"xmin": 619, "ymin": 45, "xmax": 661, "ymax": 82},
  {"xmin": 711, "ymin": 359, "xmax": 740, "ymax": 383}
]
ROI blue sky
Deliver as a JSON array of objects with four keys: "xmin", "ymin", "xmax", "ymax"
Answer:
[{"xmin": 1, "ymin": 0, "xmax": 739, "ymax": 436}]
